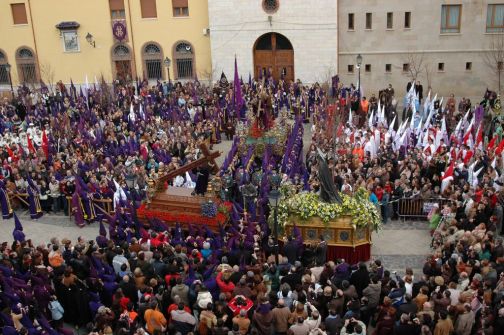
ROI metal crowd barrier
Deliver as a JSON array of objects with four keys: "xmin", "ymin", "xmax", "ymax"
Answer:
[{"xmin": 397, "ymin": 197, "xmax": 452, "ymax": 221}]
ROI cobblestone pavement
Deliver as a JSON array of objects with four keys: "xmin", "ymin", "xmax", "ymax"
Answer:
[{"xmin": 371, "ymin": 220, "xmax": 431, "ymax": 276}]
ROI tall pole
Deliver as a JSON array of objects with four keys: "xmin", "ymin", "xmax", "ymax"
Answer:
[{"xmin": 273, "ymin": 205, "xmax": 279, "ymax": 265}]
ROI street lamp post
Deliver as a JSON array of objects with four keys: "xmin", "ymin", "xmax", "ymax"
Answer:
[
  {"xmin": 356, "ymin": 54, "xmax": 362, "ymax": 98},
  {"xmin": 5, "ymin": 63, "xmax": 14, "ymax": 99},
  {"xmin": 164, "ymin": 57, "xmax": 172, "ymax": 95},
  {"xmin": 164, "ymin": 57, "xmax": 171, "ymax": 82},
  {"xmin": 268, "ymin": 189, "xmax": 281, "ymax": 265}
]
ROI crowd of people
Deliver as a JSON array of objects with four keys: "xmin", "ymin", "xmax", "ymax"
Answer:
[{"xmin": 0, "ymin": 72, "xmax": 504, "ymax": 335}]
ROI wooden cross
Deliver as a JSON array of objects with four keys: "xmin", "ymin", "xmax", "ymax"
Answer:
[{"xmin": 154, "ymin": 143, "xmax": 221, "ymax": 192}]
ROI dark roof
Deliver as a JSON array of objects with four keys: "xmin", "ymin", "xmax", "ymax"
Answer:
[{"xmin": 55, "ymin": 21, "xmax": 80, "ymax": 30}]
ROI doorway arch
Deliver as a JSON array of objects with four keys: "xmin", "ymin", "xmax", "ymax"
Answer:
[
  {"xmin": 253, "ymin": 32, "xmax": 294, "ymax": 81},
  {"xmin": 111, "ymin": 43, "xmax": 133, "ymax": 82}
]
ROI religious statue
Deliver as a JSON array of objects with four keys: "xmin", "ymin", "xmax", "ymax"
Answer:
[{"xmin": 316, "ymin": 148, "xmax": 342, "ymax": 204}]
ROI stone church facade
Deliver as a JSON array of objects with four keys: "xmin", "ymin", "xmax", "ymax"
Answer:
[{"xmin": 208, "ymin": 0, "xmax": 338, "ymax": 84}]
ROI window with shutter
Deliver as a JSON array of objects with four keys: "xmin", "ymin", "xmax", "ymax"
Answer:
[
  {"xmin": 441, "ymin": 4, "xmax": 461, "ymax": 33},
  {"xmin": 172, "ymin": 0, "xmax": 189, "ymax": 17},
  {"xmin": 140, "ymin": 0, "xmax": 157, "ymax": 18},
  {"xmin": 109, "ymin": 0, "xmax": 126, "ymax": 19},
  {"xmin": 11, "ymin": 3, "xmax": 28, "ymax": 25},
  {"xmin": 109, "ymin": 0, "xmax": 125, "ymax": 10}
]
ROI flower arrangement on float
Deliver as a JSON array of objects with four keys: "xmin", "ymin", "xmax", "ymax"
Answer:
[{"xmin": 273, "ymin": 187, "xmax": 382, "ymax": 232}]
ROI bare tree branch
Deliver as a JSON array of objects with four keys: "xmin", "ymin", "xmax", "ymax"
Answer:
[
  {"xmin": 199, "ymin": 62, "xmax": 221, "ymax": 85},
  {"xmin": 39, "ymin": 62, "xmax": 55, "ymax": 93},
  {"xmin": 403, "ymin": 52, "xmax": 424, "ymax": 81},
  {"xmin": 482, "ymin": 35, "xmax": 504, "ymax": 93}
]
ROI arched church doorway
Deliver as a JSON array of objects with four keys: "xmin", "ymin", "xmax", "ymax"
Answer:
[{"xmin": 253, "ymin": 32, "xmax": 294, "ymax": 82}]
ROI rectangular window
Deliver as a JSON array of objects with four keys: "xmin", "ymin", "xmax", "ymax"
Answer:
[
  {"xmin": 109, "ymin": 0, "xmax": 125, "ymax": 18},
  {"xmin": 466, "ymin": 62, "xmax": 472, "ymax": 71},
  {"xmin": 365, "ymin": 64, "xmax": 371, "ymax": 72},
  {"xmin": 173, "ymin": 0, "xmax": 189, "ymax": 17},
  {"xmin": 348, "ymin": 13, "xmax": 354, "ymax": 30},
  {"xmin": 403, "ymin": 63, "xmax": 410, "ymax": 72},
  {"xmin": 11, "ymin": 3, "xmax": 28, "ymax": 25},
  {"xmin": 140, "ymin": 0, "xmax": 157, "ymax": 18},
  {"xmin": 62, "ymin": 31, "xmax": 80, "ymax": 52},
  {"xmin": 441, "ymin": 4, "xmax": 461, "ymax": 33},
  {"xmin": 387, "ymin": 12, "xmax": 393, "ymax": 29},
  {"xmin": 405, "ymin": 11, "xmax": 411, "ymax": 28},
  {"xmin": 385, "ymin": 64, "xmax": 392, "ymax": 72},
  {"xmin": 348, "ymin": 64, "xmax": 354, "ymax": 73},
  {"xmin": 487, "ymin": 4, "xmax": 504, "ymax": 33},
  {"xmin": 0, "ymin": 65, "xmax": 9, "ymax": 85},
  {"xmin": 366, "ymin": 13, "xmax": 372, "ymax": 29},
  {"xmin": 438, "ymin": 62, "xmax": 445, "ymax": 71}
]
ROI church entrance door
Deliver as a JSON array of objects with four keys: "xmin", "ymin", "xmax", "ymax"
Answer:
[{"xmin": 253, "ymin": 32, "xmax": 294, "ymax": 82}]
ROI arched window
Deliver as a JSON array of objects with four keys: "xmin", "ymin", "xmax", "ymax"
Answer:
[
  {"xmin": 113, "ymin": 44, "xmax": 130, "ymax": 58},
  {"xmin": 173, "ymin": 41, "xmax": 194, "ymax": 79},
  {"xmin": 111, "ymin": 43, "xmax": 133, "ymax": 82},
  {"xmin": 262, "ymin": 0, "xmax": 279, "ymax": 14},
  {"xmin": 142, "ymin": 42, "xmax": 163, "ymax": 80},
  {"xmin": 0, "ymin": 51, "xmax": 9, "ymax": 85},
  {"xmin": 16, "ymin": 47, "xmax": 38, "ymax": 84}
]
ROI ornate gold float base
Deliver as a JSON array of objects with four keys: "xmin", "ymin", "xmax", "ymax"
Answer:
[{"xmin": 283, "ymin": 215, "xmax": 372, "ymax": 263}]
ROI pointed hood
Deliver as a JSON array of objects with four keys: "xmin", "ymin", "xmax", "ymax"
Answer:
[
  {"xmin": 14, "ymin": 212, "xmax": 23, "ymax": 231},
  {"xmin": 99, "ymin": 221, "xmax": 107, "ymax": 237}
]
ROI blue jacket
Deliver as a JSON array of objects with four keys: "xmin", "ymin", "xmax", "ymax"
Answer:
[{"xmin": 49, "ymin": 300, "xmax": 64, "ymax": 321}]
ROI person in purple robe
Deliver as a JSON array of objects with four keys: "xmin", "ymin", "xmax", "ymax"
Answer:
[
  {"xmin": 0, "ymin": 180, "xmax": 13, "ymax": 219},
  {"xmin": 27, "ymin": 179, "xmax": 43, "ymax": 220}
]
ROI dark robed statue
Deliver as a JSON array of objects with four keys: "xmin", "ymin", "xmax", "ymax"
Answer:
[{"xmin": 317, "ymin": 148, "xmax": 342, "ymax": 204}]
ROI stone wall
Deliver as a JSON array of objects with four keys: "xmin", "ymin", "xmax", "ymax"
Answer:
[
  {"xmin": 208, "ymin": 0, "xmax": 338, "ymax": 84},
  {"xmin": 338, "ymin": 0, "xmax": 501, "ymax": 100}
]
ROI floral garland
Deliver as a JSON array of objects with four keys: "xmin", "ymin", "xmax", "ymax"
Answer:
[
  {"xmin": 275, "ymin": 188, "xmax": 382, "ymax": 232},
  {"xmin": 137, "ymin": 204, "xmax": 227, "ymax": 226}
]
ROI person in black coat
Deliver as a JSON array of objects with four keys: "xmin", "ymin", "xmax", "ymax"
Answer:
[
  {"xmin": 350, "ymin": 262, "xmax": 370, "ymax": 297},
  {"xmin": 415, "ymin": 81, "xmax": 423, "ymax": 102},
  {"xmin": 393, "ymin": 314, "xmax": 421, "ymax": 335},
  {"xmin": 315, "ymin": 235, "xmax": 328, "ymax": 266},
  {"xmin": 283, "ymin": 236, "xmax": 298, "ymax": 264}
]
